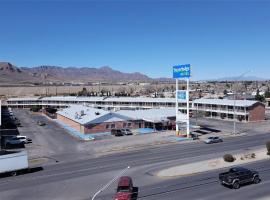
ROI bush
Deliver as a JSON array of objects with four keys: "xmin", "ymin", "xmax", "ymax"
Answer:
[
  {"xmin": 30, "ymin": 105, "xmax": 42, "ymax": 112},
  {"xmin": 223, "ymin": 154, "xmax": 235, "ymax": 162},
  {"xmin": 266, "ymin": 141, "xmax": 270, "ymax": 155}
]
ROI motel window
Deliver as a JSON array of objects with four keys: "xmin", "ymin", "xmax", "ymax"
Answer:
[
  {"xmin": 123, "ymin": 123, "xmax": 127, "ymax": 128},
  {"xmin": 106, "ymin": 124, "xmax": 110, "ymax": 129},
  {"xmin": 111, "ymin": 124, "xmax": 115, "ymax": 129},
  {"xmin": 128, "ymin": 123, "xmax": 132, "ymax": 127}
]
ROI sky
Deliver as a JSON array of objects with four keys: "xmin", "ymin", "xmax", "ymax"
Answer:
[{"xmin": 0, "ymin": 0, "xmax": 270, "ymax": 80}]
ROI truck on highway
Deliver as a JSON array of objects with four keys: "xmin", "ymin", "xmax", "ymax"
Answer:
[
  {"xmin": 219, "ymin": 167, "xmax": 260, "ymax": 189},
  {"xmin": 0, "ymin": 150, "xmax": 29, "ymax": 176}
]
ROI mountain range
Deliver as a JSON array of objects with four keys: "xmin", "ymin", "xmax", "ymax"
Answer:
[
  {"xmin": 214, "ymin": 76, "xmax": 266, "ymax": 81},
  {"xmin": 0, "ymin": 62, "xmax": 266, "ymax": 85},
  {"xmin": 0, "ymin": 62, "xmax": 151, "ymax": 85}
]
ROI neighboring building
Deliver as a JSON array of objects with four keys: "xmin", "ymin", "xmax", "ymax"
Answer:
[
  {"xmin": 193, "ymin": 99, "xmax": 265, "ymax": 122},
  {"xmin": 266, "ymin": 98, "xmax": 270, "ymax": 107},
  {"xmin": 6, "ymin": 96, "xmax": 266, "ymax": 122},
  {"xmin": 7, "ymin": 96, "xmax": 183, "ymax": 109},
  {"xmin": 56, "ymin": 105, "xmax": 177, "ymax": 134},
  {"xmin": 0, "ymin": 100, "xmax": 1, "ymax": 127}
]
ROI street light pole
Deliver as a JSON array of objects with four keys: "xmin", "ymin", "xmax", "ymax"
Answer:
[
  {"xmin": 91, "ymin": 166, "xmax": 130, "ymax": 200},
  {"xmin": 233, "ymin": 92, "xmax": 236, "ymax": 134}
]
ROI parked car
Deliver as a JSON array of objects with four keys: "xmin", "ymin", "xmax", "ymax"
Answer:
[
  {"xmin": 115, "ymin": 176, "xmax": 134, "ymax": 200},
  {"xmin": 204, "ymin": 136, "xmax": 223, "ymax": 144},
  {"xmin": 5, "ymin": 135, "xmax": 32, "ymax": 145},
  {"xmin": 5, "ymin": 137, "xmax": 25, "ymax": 145},
  {"xmin": 219, "ymin": 167, "xmax": 260, "ymax": 189},
  {"xmin": 37, "ymin": 121, "xmax": 46, "ymax": 126},
  {"xmin": 111, "ymin": 129, "xmax": 124, "ymax": 137},
  {"xmin": 190, "ymin": 133, "xmax": 199, "ymax": 140},
  {"xmin": 121, "ymin": 129, "xmax": 133, "ymax": 136},
  {"xmin": 15, "ymin": 136, "xmax": 32, "ymax": 144}
]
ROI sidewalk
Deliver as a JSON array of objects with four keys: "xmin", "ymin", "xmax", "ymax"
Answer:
[{"xmin": 157, "ymin": 147, "xmax": 268, "ymax": 177}]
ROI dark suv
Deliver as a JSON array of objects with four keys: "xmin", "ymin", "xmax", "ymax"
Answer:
[
  {"xmin": 111, "ymin": 129, "xmax": 124, "ymax": 137},
  {"xmin": 219, "ymin": 167, "xmax": 260, "ymax": 189}
]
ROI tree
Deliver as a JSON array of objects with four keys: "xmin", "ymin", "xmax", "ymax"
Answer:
[
  {"xmin": 223, "ymin": 89, "xmax": 228, "ymax": 95},
  {"xmin": 255, "ymin": 89, "xmax": 265, "ymax": 102},
  {"xmin": 30, "ymin": 105, "xmax": 42, "ymax": 112},
  {"xmin": 78, "ymin": 87, "xmax": 88, "ymax": 96},
  {"xmin": 265, "ymin": 87, "xmax": 270, "ymax": 98}
]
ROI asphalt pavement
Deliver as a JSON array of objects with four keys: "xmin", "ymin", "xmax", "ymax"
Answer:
[
  {"xmin": 133, "ymin": 159, "xmax": 270, "ymax": 200},
  {"xmin": 12, "ymin": 109, "xmax": 91, "ymax": 162},
  {"xmin": 1, "ymin": 109, "xmax": 270, "ymax": 200},
  {"xmin": 0, "ymin": 130, "xmax": 270, "ymax": 200}
]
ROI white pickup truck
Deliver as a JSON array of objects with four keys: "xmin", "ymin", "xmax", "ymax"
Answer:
[
  {"xmin": 4, "ymin": 135, "xmax": 32, "ymax": 145},
  {"xmin": 0, "ymin": 150, "xmax": 29, "ymax": 176}
]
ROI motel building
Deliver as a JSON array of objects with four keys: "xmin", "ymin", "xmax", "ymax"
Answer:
[
  {"xmin": 6, "ymin": 96, "xmax": 266, "ymax": 122},
  {"xmin": 192, "ymin": 99, "xmax": 265, "ymax": 122}
]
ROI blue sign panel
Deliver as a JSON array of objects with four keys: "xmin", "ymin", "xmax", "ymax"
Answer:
[
  {"xmin": 173, "ymin": 64, "xmax": 191, "ymax": 78},
  {"xmin": 177, "ymin": 90, "xmax": 187, "ymax": 100}
]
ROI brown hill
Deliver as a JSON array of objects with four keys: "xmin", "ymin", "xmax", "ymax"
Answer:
[{"xmin": 0, "ymin": 62, "xmax": 151, "ymax": 85}]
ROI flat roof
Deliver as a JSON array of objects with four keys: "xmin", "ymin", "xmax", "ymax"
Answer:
[
  {"xmin": 57, "ymin": 105, "xmax": 109, "ymax": 124},
  {"xmin": 7, "ymin": 97, "xmax": 41, "ymax": 101},
  {"xmin": 7, "ymin": 96, "xmax": 261, "ymax": 108},
  {"xmin": 57, "ymin": 105, "xmax": 132, "ymax": 124},
  {"xmin": 117, "ymin": 108, "xmax": 179, "ymax": 123},
  {"xmin": 7, "ymin": 96, "xmax": 183, "ymax": 103},
  {"xmin": 193, "ymin": 98, "xmax": 260, "ymax": 107}
]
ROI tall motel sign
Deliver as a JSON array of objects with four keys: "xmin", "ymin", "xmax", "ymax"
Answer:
[{"xmin": 173, "ymin": 64, "xmax": 191, "ymax": 137}]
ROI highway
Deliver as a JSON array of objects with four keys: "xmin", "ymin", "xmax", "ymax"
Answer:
[
  {"xmin": 0, "ymin": 130, "xmax": 270, "ymax": 200},
  {"xmin": 133, "ymin": 160, "xmax": 270, "ymax": 200}
]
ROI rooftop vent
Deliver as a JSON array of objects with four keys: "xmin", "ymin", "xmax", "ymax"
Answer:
[
  {"xmin": 80, "ymin": 110, "xmax": 85, "ymax": 116},
  {"xmin": 95, "ymin": 112, "xmax": 100, "ymax": 115}
]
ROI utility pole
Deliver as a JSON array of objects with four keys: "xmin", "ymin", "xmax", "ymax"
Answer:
[
  {"xmin": 233, "ymin": 70, "xmax": 251, "ymax": 134},
  {"xmin": 186, "ymin": 77, "xmax": 190, "ymax": 138},
  {"xmin": 175, "ymin": 78, "xmax": 179, "ymax": 134}
]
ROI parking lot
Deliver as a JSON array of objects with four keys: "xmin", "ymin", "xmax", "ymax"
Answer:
[{"xmin": 11, "ymin": 109, "xmax": 91, "ymax": 163}]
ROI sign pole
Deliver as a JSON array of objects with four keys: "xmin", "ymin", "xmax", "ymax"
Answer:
[
  {"xmin": 186, "ymin": 77, "xmax": 190, "ymax": 137},
  {"xmin": 175, "ymin": 78, "xmax": 179, "ymax": 135}
]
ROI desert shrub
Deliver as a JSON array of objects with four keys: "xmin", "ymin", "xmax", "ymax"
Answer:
[
  {"xmin": 266, "ymin": 141, "xmax": 270, "ymax": 155},
  {"xmin": 251, "ymin": 153, "xmax": 256, "ymax": 158},
  {"xmin": 223, "ymin": 154, "xmax": 235, "ymax": 162}
]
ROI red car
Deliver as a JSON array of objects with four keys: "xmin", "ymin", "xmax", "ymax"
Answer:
[{"xmin": 114, "ymin": 176, "xmax": 133, "ymax": 200}]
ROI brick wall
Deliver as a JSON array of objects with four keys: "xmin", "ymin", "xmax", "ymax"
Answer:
[
  {"xmin": 57, "ymin": 114, "xmax": 83, "ymax": 133},
  {"xmin": 84, "ymin": 120, "xmax": 144, "ymax": 134},
  {"xmin": 57, "ymin": 114, "xmax": 145, "ymax": 134},
  {"xmin": 248, "ymin": 103, "xmax": 265, "ymax": 122}
]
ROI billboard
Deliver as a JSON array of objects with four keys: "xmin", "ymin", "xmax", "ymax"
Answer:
[{"xmin": 173, "ymin": 64, "xmax": 190, "ymax": 78}]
